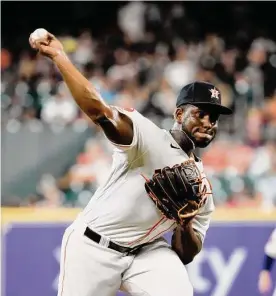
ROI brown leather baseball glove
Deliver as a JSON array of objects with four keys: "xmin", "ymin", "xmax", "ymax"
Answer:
[{"xmin": 143, "ymin": 160, "xmax": 209, "ymax": 225}]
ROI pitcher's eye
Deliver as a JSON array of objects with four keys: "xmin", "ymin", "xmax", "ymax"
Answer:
[
  {"xmin": 196, "ymin": 110, "xmax": 219, "ymax": 124},
  {"xmin": 197, "ymin": 110, "xmax": 206, "ymax": 119},
  {"xmin": 210, "ymin": 114, "xmax": 219, "ymax": 124}
]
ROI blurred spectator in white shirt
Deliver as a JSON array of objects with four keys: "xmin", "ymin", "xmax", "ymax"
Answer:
[
  {"xmin": 41, "ymin": 82, "xmax": 78, "ymax": 125},
  {"xmin": 74, "ymin": 31, "xmax": 95, "ymax": 67},
  {"xmin": 248, "ymin": 141, "xmax": 276, "ymax": 177},
  {"xmin": 107, "ymin": 48, "xmax": 138, "ymax": 82},
  {"xmin": 164, "ymin": 43, "xmax": 196, "ymax": 92},
  {"xmin": 255, "ymin": 156, "xmax": 276, "ymax": 212},
  {"xmin": 35, "ymin": 174, "xmax": 65, "ymax": 208},
  {"xmin": 118, "ymin": 1, "xmax": 147, "ymax": 43},
  {"xmin": 63, "ymin": 139, "xmax": 111, "ymax": 188}
]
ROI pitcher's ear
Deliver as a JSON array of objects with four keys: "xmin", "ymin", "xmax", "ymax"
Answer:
[{"xmin": 174, "ymin": 107, "xmax": 184, "ymax": 124}]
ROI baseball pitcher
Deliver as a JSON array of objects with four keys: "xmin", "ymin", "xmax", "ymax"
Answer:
[{"xmin": 29, "ymin": 29, "xmax": 233, "ymax": 296}]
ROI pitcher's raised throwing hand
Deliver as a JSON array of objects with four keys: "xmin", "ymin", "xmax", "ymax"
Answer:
[{"xmin": 29, "ymin": 28, "xmax": 64, "ymax": 59}]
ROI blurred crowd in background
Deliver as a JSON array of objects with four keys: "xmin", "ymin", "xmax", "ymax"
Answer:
[{"xmin": 1, "ymin": 2, "xmax": 276, "ymax": 211}]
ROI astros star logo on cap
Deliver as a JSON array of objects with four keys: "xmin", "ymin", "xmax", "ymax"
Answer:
[{"xmin": 209, "ymin": 87, "xmax": 220, "ymax": 100}]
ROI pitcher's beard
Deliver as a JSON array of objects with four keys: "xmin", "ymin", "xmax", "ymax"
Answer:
[{"xmin": 169, "ymin": 129, "xmax": 195, "ymax": 154}]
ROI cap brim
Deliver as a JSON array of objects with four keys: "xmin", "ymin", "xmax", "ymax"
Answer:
[{"xmin": 192, "ymin": 102, "xmax": 233, "ymax": 115}]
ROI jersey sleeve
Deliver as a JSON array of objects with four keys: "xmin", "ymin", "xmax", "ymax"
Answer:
[
  {"xmin": 265, "ymin": 228, "xmax": 276, "ymax": 259},
  {"xmin": 106, "ymin": 106, "xmax": 153, "ymax": 154},
  {"xmin": 191, "ymin": 195, "xmax": 215, "ymax": 243}
]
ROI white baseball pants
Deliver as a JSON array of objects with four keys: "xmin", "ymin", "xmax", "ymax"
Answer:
[{"xmin": 57, "ymin": 221, "xmax": 193, "ymax": 296}]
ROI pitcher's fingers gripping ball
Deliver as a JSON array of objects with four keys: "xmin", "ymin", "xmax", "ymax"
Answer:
[
  {"xmin": 29, "ymin": 28, "xmax": 63, "ymax": 58},
  {"xmin": 143, "ymin": 159, "xmax": 209, "ymax": 226},
  {"xmin": 29, "ymin": 28, "xmax": 49, "ymax": 47}
]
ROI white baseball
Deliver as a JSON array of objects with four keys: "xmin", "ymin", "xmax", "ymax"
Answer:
[{"xmin": 30, "ymin": 28, "xmax": 48, "ymax": 42}]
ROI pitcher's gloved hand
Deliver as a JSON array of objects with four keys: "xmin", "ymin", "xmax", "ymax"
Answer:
[{"xmin": 143, "ymin": 160, "xmax": 209, "ymax": 226}]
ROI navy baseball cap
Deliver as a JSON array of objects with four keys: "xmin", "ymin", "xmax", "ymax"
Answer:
[{"xmin": 176, "ymin": 81, "xmax": 233, "ymax": 115}]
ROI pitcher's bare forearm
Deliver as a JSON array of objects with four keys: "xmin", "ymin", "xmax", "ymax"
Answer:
[
  {"xmin": 53, "ymin": 52, "xmax": 111, "ymax": 121},
  {"xmin": 171, "ymin": 223, "xmax": 202, "ymax": 265}
]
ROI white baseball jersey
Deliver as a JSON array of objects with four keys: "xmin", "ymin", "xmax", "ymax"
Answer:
[
  {"xmin": 76, "ymin": 107, "xmax": 215, "ymax": 247},
  {"xmin": 265, "ymin": 228, "xmax": 276, "ymax": 259}
]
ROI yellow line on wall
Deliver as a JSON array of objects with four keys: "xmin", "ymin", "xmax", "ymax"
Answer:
[{"xmin": 1, "ymin": 207, "xmax": 276, "ymax": 226}]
